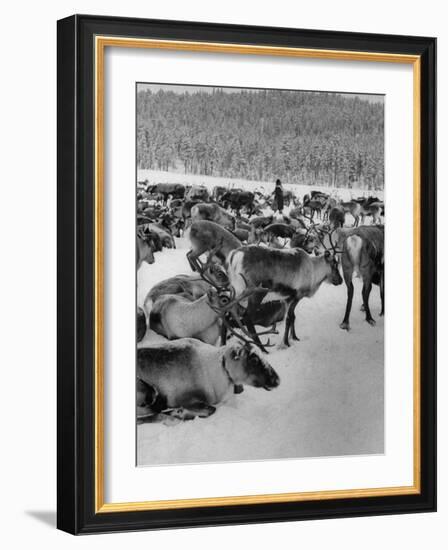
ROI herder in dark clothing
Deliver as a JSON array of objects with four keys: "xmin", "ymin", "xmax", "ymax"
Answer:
[{"xmin": 274, "ymin": 178, "xmax": 284, "ymax": 213}]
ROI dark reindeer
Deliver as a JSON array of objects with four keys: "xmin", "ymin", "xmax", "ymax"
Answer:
[{"xmin": 328, "ymin": 206, "xmax": 346, "ymax": 228}]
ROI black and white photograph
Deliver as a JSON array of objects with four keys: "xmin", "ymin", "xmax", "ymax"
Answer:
[{"xmin": 135, "ymin": 83, "xmax": 385, "ymax": 467}]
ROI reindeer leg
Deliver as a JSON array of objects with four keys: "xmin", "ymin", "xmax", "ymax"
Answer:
[
  {"xmin": 282, "ymin": 319, "xmax": 291, "ymax": 347},
  {"xmin": 244, "ymin": 292, "xmax": 272, "ymax": 351},
  {"xmin": 177, "ymin": 391, "xmax": 216, "ymax": 419},
  {"xmin": 220, "ymin": 321, "xmax": 227, "ymax": 345},
  {"xmin": 282, "ymin": 299, "xmax": 298, "ymax": 346},
  {"xmin": 340, "ymin": 270, "xmax": 354, "ymax": 330},
  {"xmin": 289, "ymin": 298, "xmax": 301, "ymax": 341},
  {"xmin": 244, "ymin": 315, "xmax": 269, "ymax": 353},
  {"xmin": 187, "ymin": 248, "xmax": 208, "ymax": 274},
  {"xmin": 186, "ymin": 249, "xmax": 198, "ymax": 272},
  {"xmin": 362, "ymin": 279, "xmax": 375, "ymax": 326},
  {"xmin": 182, "ymin": 403, "xmax": 216, "ymax": 418},
  {"xmin": 379, "ymin": 271, "xmax": 385, "ymax": 316}
]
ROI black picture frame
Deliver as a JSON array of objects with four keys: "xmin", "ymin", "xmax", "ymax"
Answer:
[{"xmin": 57, "ymin": 14, "xmax": 436, "ymax": 534}]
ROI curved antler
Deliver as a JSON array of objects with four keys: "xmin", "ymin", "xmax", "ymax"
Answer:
[
  {"xmin": 207, "ymin": 284, "xmax": 277, "ymax": 352},
  {"xmin": 328, "ymin": 229, "xmax": 344, "ymax": 255}
]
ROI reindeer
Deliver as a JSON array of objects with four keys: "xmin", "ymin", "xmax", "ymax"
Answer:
[
  {"xmin": 339, "ymin": 225, "xmax": 384, "ymax": 330},
  {"xmin": 144, "ymin": 270, "xmax": 281, "ymax": 358},
  {"xmin": 227, "ymin": 245, "xmax": 343, "ymax": 347},
  {"xmin": 322, "ymin": 197, "xmax": 338, "ymax": 221},
  {"xmin": 144, "ymin": 274, "xmax": 216, "ymax": 311},
  {"xmin": 140, "ymin": 222, "xmax": 176, "ymax": 249},
  {"xmin": 142, "ymin": 267, "xmax": 231, "ymax": 349},
  {"xmin": 340, "ymin": 198, "xmax": 384, "ymax": 227},
  {"xmin": 136, "ymin": 233, "xmax": 155, "ymax": 270},
  {"xmin": 288, "ymin": 210, "xmax": 308, "ymax": 230},
  {"xmin": 246, "ymin": 216, "xmax": 274, "ymax": 245},
  {"xmin": 149, "ymin": 287, "xmax": 228, "ymax": 345},
  {"xmin": 248, "ymin": 215, "xmax": 273, "ymax": 229},
  {"xmin": 340, "ymin": 200, "xmax": 363, "ymax": 227},
  {"xmin": 143, "ymin": 264, "xmax": 230, "ymax": 318},
  {"xmin": 359, "ymin": 201, "xmax": 384, "ymax": 225},
  {"xmin": 262, "ymin": 223, "xmax": 297, "ymax": 245},
  {"xmin": 191, "ymin": 202, "xmax": 235, "ymax": 231},
  {"xmin": 232, "ymin": 227, "xmax": 250, "ymax": 242},
  {"xmin": 187, "ymin": 220, "xmax": 241, "ymax": 272},
  {"xmin": 328, "ymin": 206, "xmax": 346, "ymax": 229},
  {"xmin": 289, "ymin": 229, "xmax": 319, "ymax": 253},
  {"xmin": 303, "ymin": 193, "xmax": 328, "ymax": 220},
  {"xmin": 137, "ymin": 338, "xmax": 280, "ymax": 422}
]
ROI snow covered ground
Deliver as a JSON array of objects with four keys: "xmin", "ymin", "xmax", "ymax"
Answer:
[{"xmin": 137, "ymin": 235, "xmax": 384, "ymax": 467}]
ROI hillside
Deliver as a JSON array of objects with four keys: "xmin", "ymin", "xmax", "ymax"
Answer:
[{"xmin": 137, "ymin": 87, "xmax": 384, "ymax": 190}]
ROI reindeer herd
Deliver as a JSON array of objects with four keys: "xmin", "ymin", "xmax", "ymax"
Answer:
[{"xmin": 136, "ymin": 181, "xmax": 385, "ymax": 425}]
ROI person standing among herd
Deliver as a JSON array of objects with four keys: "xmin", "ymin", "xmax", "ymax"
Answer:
[{"xmin": 274, "ymin": 178, "xmax": 284, "ymax": 214}]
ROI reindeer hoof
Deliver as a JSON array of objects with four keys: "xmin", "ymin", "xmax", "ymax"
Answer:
[
  {"xmin": 367, "ymin": 318, "xmax": 376, "ymax": 326},
  {"xmin": 277, "ymin": 342, "xmax": 289, "ymax": 351},
  {"xmin": 161, "ymin": 414, "xmax": 183, "ymax": 426},
  {"xmin": 340, "ymin": 322, "xmax": 350, "ymax": 331}
]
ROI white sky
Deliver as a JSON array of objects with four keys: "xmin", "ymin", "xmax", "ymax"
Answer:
[{"xmin": 137, "ymin": 83, "xmax": 384, "ymax": 104}]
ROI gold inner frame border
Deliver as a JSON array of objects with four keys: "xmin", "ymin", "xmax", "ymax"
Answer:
[{"xmin": 94, "ymin": 35, "xmax": 421, "ymax": 514}]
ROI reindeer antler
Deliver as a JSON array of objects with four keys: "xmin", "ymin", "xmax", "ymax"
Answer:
[
  {"xmin": 312, "ymin": 227, "xmax": 343, "ymax": 255},
  {"xmin": 190, "ymin": 239, "xmax": 230, "ymax": 291},
  {"xmin": 328, "ymin": 229, "xmax": 344, "ymax": 255},
  {"xmin": 207, "ymin": 284, "xmax": 277, "ymax": 352},
  {"xmin": 208, "ymin": 285, "xmax": 267, "ymax": 314}
]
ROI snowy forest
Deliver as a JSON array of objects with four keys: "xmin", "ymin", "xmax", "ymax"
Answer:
[{"xmin": 137, "ymin": 87, "xmax": 384, "ymax": 190}]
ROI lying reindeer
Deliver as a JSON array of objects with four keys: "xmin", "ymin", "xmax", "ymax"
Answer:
[
  {"xmin": 144, "ymin": 271, "xmax": 281, "ymax": 354},
  {"xmin": 149, "ymin": 287, "xmax": 228, "ymax": 345},
  {"xmin": 143, "ymin": 272, "xmax": 225, "ymax": 311},
  {"xmin": 143, "ymin": 264, "xmax": 231, "ymax": 346},
  {"xmin": 137, "ymin": 338, "xmax": 280, "ymax": 422},
  {"xmin": 227, "ymin": 245, "xmax": 343, "ymax": 347}
]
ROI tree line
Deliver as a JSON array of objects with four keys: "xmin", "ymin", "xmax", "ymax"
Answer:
[{"xmin": 137, "ymin": 87, "xmax": 384, "ymax": 190}]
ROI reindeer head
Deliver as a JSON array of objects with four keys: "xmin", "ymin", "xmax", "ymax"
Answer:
[
  {"xmin": 323, "ymin": 250, "xmax": 343, "ymax": 286},
  {"xmin": 206, "ymin": 287, "xmax": 233, "ymax": 309},
  {"xmin": 224, "ymin": 343, "xmax": 280, "ymax": 390},
  {"xmin": 204, "ymin": 261, "xmax": 229, "ymax": 289}
]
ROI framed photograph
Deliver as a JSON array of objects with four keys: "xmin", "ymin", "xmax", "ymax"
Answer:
[{"xmin": 57, "ymin": 14, "xmax": 436, "ymax": 534}]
